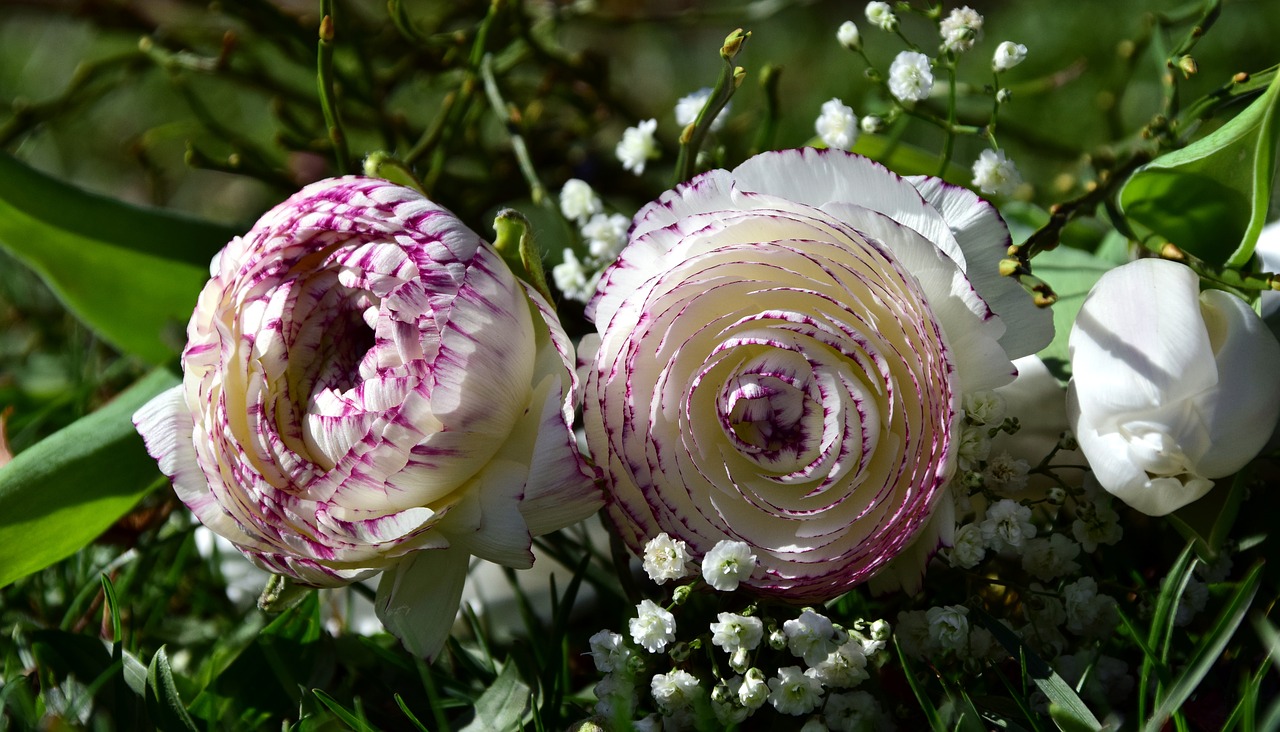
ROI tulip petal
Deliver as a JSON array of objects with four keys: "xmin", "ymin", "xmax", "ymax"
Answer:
[{"xmin": 1188, "ymin": 288, "xmax": 1280, "ymax": 476}]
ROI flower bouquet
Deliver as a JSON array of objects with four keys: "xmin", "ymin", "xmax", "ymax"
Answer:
[{"xmin": 2, "ymin": 1, "xmax": 1280, "ymax": 730}]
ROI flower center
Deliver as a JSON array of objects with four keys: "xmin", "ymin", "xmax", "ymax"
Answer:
[{"xmin": 718, "ymin": 352, "xmax": 822, "ymax": 468}]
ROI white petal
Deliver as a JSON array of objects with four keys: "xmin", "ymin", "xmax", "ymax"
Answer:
[
  {"xmin": 908, "ymin": 175, "xmax": 1053, "ymax": 358},
  {"xmin": 375, "ymin": 547, "xmax": 470, "ymax": 660},
  {"xmin": 1069, "ymin": 259, "xmax": 1216, "ymax": 421},
  {"xmin": 1189, "ymin": 288, "xmax": 1280, "ymax": 476}
]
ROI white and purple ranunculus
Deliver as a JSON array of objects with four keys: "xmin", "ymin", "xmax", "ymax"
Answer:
[
  {"xmin": 1068, "ymin": 258, "xmax": 1280, "ymax": 516},
  {"xmin": 133, "ymin": 177, "xmax": 600, "ymax": 658},
  {"xmin": 583, "ymin": 148, "xmax": 1052, "ymax": 601}
]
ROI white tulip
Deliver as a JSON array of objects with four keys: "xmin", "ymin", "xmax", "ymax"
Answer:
[{"xmin": 1067, "ymin": 258, "xmax": 1280, "ymax": 515}]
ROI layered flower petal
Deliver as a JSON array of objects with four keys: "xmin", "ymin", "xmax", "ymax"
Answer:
[
  {"xmin": 134, "ymin": 176, "xmax": 600, "ymax": 658},
  {"xmin": 584, "ymin": 149, "xmax": 1050, "ymax": 601}
]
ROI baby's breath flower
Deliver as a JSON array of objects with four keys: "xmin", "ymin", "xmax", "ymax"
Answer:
[
  {"xmin": 552, "ymin": 248, "xmax": 597, "ymax": 303},
  {"xmin": 860, "ymin": 115, "xmax": 884, "ymax": 134},
  {"xmin": 984, "ymin": 451, "xmax": 1031, "ymax": 494},
  {"xmin": 864, "ymin": 1, "xmax": 897, "ymax": 31},
  {"xmin": 993, "ymin": 41, "xmax": 1028, "ymax": 72},
  {"xmin": 702, "ymin": 539, "xmax": 758, "ymax": 590},
  {"xmin": 768, "ymin": 666, "xmax": 824, "ymax": 716},
  {"xmin": 650, "ymin": 669, "xmax": 702, "ymax": 713},
  {"xmin": 768, "ymin": 628, "xmax": 788, "ymax": 650},
  {"xmin": 888, "ymin": 51, "xmax": 934, "ymax": 103},
  {"xmin": 1021, "ymin": 534, "xmax": 1082, "ymax": 581},
  {"xmin": 642, "ymin": 532, "xmax": 691, "ymax": 584},
  {"xmin": 616, "ymin": 118, "xmax": 658, "ymax": 174},
  {"xmin": 957, "ymin": 423, "xmax": 992, "ymax": 470},
  {"xmin": 1197, "ymin": 553, "xmax": 1233, "ymax": 583},
  {"xmin": 971, "ymin": 148, "xmax": 1022, "ymax": 195},
  {"xmin": 799, "ymin": 717, "xmax": 827, "ymax": 732},
  {"xmin": 815, "ymin": 98, "xmax": 859, "ymax": 152},
  {"xmin": 738, "ymin": 668, "xmax": 770, "ymax": 709},
  {"xmin": 729, "ymin": 647, "xmax": 751, "ymax": 673},
  {"xmin": 1063, "ymin": 577, "xmax": 1117, "ymax": 636},
  {"xmin": 806, "ymin": 639, "xmax": 869, "ymax": 688},
  {"xmin": 981, "ymin": 499, "xmax": 1037, "ymax": 552},
  {"xmin": 826, "ymin": 690, "xmax": 885, "ymax": 732},
  {"xmin": 926, "ymin": 605, "xmax": 970, "ymax": 653},
  {"xmin": 784, "ymin": 609, "xmax": 839, "ymax": 666},
  {"xmin": 894, "ymin": 610, "xmax": 930, "ymax": 658},
  {"xmin": 1072, "ymin": 501, "xmax": 1123, "ymax": 552},
  {"xmin": 1057, "ymin": 653, "xmax": 1134, "ymax": 706},
  {"xmin": 836, "ymin": 20, "xmax": 861, "ymax": 50},
  {"xmin": 593, "ymin": 673, "xmax": 635, "ymax": 721},
  {"xmin": 559, "ymin": 178, "xmax": 602, "ymax": 223},
  {"xmin": 711, "ymin": 612, "xmax": 765, "ymax": 652},
  {"xmin": 629, "ymin": 599, "xmax": 676, "ymax": 653},
  {"xmin": 1175, "ymin": 577, "xmax": 1208, "ymax": 626},
  {"xmin": 948, "ymin": 522, "xmax": 987, "ymax": 569},
  {"xmin": 581, "ymin": 212, "xmax": 629, "ymax": 261},
  {"xmin": 713, "ymin": 683, "xmax": 751, "ymax": 726},
  {"xmin": 588, "ymin": 630, "xmax": 632, "ymax": 673},
  {"xmin": 939, "ymin": 6, "xmax": 983, "ymax": 53},
  {"xmin": 859, "ymin": 619, "xmax": 891, "ymax": 656},
  {"xmin": 632, "ymin": 715, "xmax": 661, "ymax": 732},
  {"xmin": 674, "ymin": 87, "xmax": 730, "ymax": 132},
  {"xmin": 963, "ymin": 390, "xmax": 1006, "ymax": 425}
]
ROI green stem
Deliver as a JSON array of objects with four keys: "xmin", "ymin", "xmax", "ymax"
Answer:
[
  {"xmin": 937, "ymin": 58, "xmax": 959, "ymax": 178},
  {"xmin": 673, "ymin": 28, "xmax": 750, "ymax": 185},
  {"xmin": 480, "ymin": 53, "xmax": 549, "ymax": 207},
  {"xmin": 317, "ymin": 2, "xmax": 350, "ymax": 174}
]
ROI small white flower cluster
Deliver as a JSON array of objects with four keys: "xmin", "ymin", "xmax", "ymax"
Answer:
[
  {"xmin": 552, "ymin": 179, "xmax": 632, "ymax": 303},
  {"xmin": 815, "ymin": 98, "xmax": 859, "ymax": 151},
  {"xmin": 895, "ymin": 605, "xmax": 1004, "ymax": 664},
  {"xmin": 616, "ymin": 118, "xmax": 658, "ymax": 175},
  {"xmin": 839, "ymin": 4, "xmax": 1030, "ymax": 197},
  {"xmin": 674, "ymin": 87, "xmax": 731, "ymax": 132},
  {"xmin": 585, "ymin": 536, "xmax": 894, "ymax": 729},
  {"xmin": 971, "ymin": 147, "xmax": 1022, "ymax": 196}
]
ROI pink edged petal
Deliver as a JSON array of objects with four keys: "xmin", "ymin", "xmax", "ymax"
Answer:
[
  {"xmin": 375, "ymin": 546, "xmax": 469, "ymax": 660},
  {"xmin": 1069, "ymin": 259, "xmax": 1217, "ymax": 420},
  {"xmin": 523, "ymin": 282, "xmax": 580, "ymax": 417},
  {"xmin": 436, "ymin": 459, "xmax": 534, "ymax": 568},
  {"xmin": 866, "ymin": 487, "xmax": 955, "ymax": 596},
  {"xmin": 908, "ymin": 175, "xmax": 1053, "ymax": 359},
  {"xmin": 513, "ymin": 375, "xmax": 602, "ymax": 536},
  {"xmin": 133, "ymin": 385, "xmax": 247, "ymax": 542},
  {"xmin": 730, "ymin": 149, "xmax": 962, "ymax": 266}
]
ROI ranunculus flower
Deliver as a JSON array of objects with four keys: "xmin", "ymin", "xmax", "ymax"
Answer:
[
  {"xmin": 133, "ymin": 177, "xmax": 600, "ymax": 658},
  {"xmin": 1067, "ymin": 258, "xmax": 1280, "ymax": 515},
  {"xmin": 583, "ymin": 148, "xmax": 1051, "ymax": 601}
]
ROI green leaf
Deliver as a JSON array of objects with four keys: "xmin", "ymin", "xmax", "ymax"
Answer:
[
  {"xmin": 1119, "ymin": 69, "xmax": 1280, "ymax": 266},
  {"xmin": 1024, "ymin": 245, "xmax": 1114, "ymax": 375},
  {"xmin": 460, "ymin": 661, "xmax": 530, "ymax": 732},
  {"xmin": 1143, "ymin": 561, "xmax": 1264, "ymax": 732},
  {"xmin": 0, "ymin": 369, "xmax": 178, "ymax": 588},
  {"xmin": 852, "ymin": 134, "xmax": 972, "ymax": 185},
  {"xmin": 312, "ymin": 689, "xmax": 376, "ymax": 732},
  {"xmin": 0, "ymin": 152, "xmax": 237, "ymax": 362},
  {"xmin": 895, "ymin": 640, "xmax": 948, "ymax": 731},
  {"xmin": 973, "ymin": 607, "xmax": 1104, "ymax": 732},
  {"xmin": 1166, "ymin": 468, "xmax": 1248, "ymax": 561},
  {"xmin": 145, "ymin": 646, "xmax": 199, "ymax": 732}
]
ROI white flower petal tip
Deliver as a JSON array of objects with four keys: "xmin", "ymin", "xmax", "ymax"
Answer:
[
  {"xmin": 1068, "ymin": 258, "xmax": 1280, "ymax": 516},
  {"xmin": 133, "ymin": 175, "xmax": 601, "ymax": 657},
  {"xmin": 584, "ymin": 149, "xmax": 1050, "ymax": 602}
]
